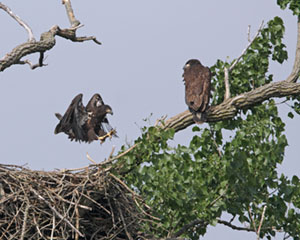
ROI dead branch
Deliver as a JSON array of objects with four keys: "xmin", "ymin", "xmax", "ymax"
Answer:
[
  {"xmin": 0, "ymin": 1, "xmax": 101, "ymax": 72},
  {"xmin": 223, "ymin": 21, "xmax": 264, "ymax": 100},
  {"xmin": 0, "ymin": 3, "xmax": 35, "ymax": 42},
  {"xmin": 62, "ymin": 0, "xmax": 80, "ymax": 27},
  {"xmin": 257, "ymin": 205, "xmax": 267, "ymax": 239}
]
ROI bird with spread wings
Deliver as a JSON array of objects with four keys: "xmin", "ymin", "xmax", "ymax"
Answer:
[{"xmin": 54, "ymin": 93, "xmax": 117, "ymax": 143}]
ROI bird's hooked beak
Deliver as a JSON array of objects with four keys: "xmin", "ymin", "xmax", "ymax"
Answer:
[
  {"xmin": 183, "ymin": 63, "xmax": 190, "ymax": 70},
  {"xmin": 106, "ymin": 108, "xmax": 113, "ymax": 115}
]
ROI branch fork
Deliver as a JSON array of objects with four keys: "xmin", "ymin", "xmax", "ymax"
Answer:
[{"xmin": 0, "ymin": 1, "xmax": 101, "ymax": 72}]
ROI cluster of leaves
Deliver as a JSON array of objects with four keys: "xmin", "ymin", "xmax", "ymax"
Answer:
[
  {"xmin": 277, "ymin": 0, "xmax": 300, "ymax": 16},
  {"xmin": 210, "ymin": 17, "xmax": 287, "ymax": 105},
  {"xmin": 112, "ymin": 14, "xmax": 300, "ymax": 240},
  {"xmin": 115, "ymin": 98, "xmax": 300, "ymax": 239}
]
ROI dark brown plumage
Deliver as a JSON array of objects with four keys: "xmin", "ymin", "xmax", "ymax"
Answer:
[
  {"xmin": 54, "ymin": 93, "xmax": 117, "ymax": 143},
  {"xmin": 183, "ymin": 59, "xmax": 211, "ymax": 123}
]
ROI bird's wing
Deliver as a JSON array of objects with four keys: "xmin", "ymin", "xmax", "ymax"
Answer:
[{"xmin": 54, "ymin": 94, "xmax": 89, "ymax": 142}]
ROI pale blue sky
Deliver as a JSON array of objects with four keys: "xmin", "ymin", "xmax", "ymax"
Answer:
[{"xmin": 0, "ymin": 1, "xmax": 299, "ymax": 239}]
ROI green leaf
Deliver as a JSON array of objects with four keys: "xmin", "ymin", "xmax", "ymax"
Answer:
[{"xmin": 288, "ymin": 111, "xmax": 294, "ymax": 119}]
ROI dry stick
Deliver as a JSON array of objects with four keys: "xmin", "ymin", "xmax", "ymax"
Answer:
[
  {"xmin": 0, "ymin": 202, "xmax": 25, "ymax": 239},
  {"xmin": 86, "ymin": 152, "xmax": 97, "ymax": 164},
  {"xmin": 33, "ymin": 215, "xmax": 47, "ymax": 240},
  {"xmin": 117, "ymin": 202, "xmax": 134, "ymax": 240},
  {"xmin": 223, "ymin": 21, "xmax": 264, "ymax": 100},
  {"xmin": 256, "ymin": 205, "xmax": 267, "ymax": 240},
  {"xmin": 20, "ymin": 202, "xmax": 30, "ymax": 240},
  {"xmin": 30, "ymin": 188, "xmax": 84, "ymax": 237},
  {"xmin": 75, "ymin": 207, "xmax": 79, "ymax": 240},
  {"xmin": 248, "ymin": 207, "xmax": 257, "ymax": 233},
  {"xmin": 286, "ymin": 16, "xmax": 300, "ymax": 83},
  {"xmin": 0, "ymin": 3, "xmax": 35, "ymax": 41},
  {"xmin": 224, "ymin": 67, "xmax": 231, "ymax": 100},
  {"xmin": 50, "ymin": 215, "xmax": 55, "ymax": 240},
  {"xmin": 248, "ymin": 25, "xmax": 251, "ymax": 42},
  {"xmin": 107, "ymin": 146, "xmax": 116, "ymax": 162},
  {"xmin": 100, "ymin": 143, "xmax": 138, "ymax": 166},
  {"xmin": 229, "ymin": 21, "xmax": 264, "ymax": 72},
  {"xmin": 62, "ymin": 0, "xmax": 80, "ymax": 27}
]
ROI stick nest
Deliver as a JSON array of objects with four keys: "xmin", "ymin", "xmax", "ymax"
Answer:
[{"xmin": 0, "ymin": 164, "xmax": 149, "ymax": 239}]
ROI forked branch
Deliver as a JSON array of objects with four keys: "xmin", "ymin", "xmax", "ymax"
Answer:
[{"xmin": 0, "ymin": 1, "xmax": 101, "ymax": 72}]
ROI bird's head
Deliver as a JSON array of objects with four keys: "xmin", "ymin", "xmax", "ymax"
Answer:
[
  {"xmin": 87, "ymin": 93, "xmax": 104, "ymax": 109},
  {"xmin": 183, "ymin": 59, "xmax": 201, "ymax": 70},
  {"xmin": 105, "ymin": 105, "xmax": 113, "ymax": 115}
]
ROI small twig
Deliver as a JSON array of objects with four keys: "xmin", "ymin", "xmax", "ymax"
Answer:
[
  {"xmin": 75, "ymin": 207, "xmax": 79, "ymax": 240},
  {"xmin": 218, "ymin": 219, "xmax": 255, "ymax": 232},
  {"xmin": 107, "ymin": 146, "xmax": 116, "ymax": 162},
  {"xmin": 20, "ymin": 203, "xmax": 30, "ymax": 240},
  {"xmin": 229, "ymin": 21, "xmax": 264, "ymax": 72},
  {"xmin": 117, "ymin": 202, "xmax": 134, "ymax": 240},
  {"xmin": 0, "ymin": 3, "xmax": 35, "ymax": 42},
  {"xmin": 86, "ymin": 152, "xmax": 97, "ymax": 164},
  {"xmin": 100, "ymin": 143, "xmax": 138, "ymax": 166},
  {"xmin": 33, "ymin": 215, "xmax": 46, "ymax": 239},
  {"xmin": 50, "ymin": 215, "xmax": 55, "ymax": 240},
  {"xmin": 257, "ymin": 205, "xmax": 267, "ymax": 239},
  {"xmin": 223, "ymin": 21, "xmax": 264, "ymax": 100},
  {"xmin": 247, "ymin": 25, "xmax": 251, "ymax": 42},
  {"xmin": 224, "ymin": 67, "xmax": 231, "ymax": 100},
  {"xmin": 248, "ymin": 206, "xmax": 257, "ymax": 233},
  {"xmin": 154, "ymin": 115, "xmax": 168, "ymax": 126},
  {"xmin": 17, "ymin": 52, "xmax": 47, "ymax": 70}
]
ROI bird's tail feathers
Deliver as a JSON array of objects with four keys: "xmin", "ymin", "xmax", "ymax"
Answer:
[{"xmin": 192, "ymin": 112, "xmax": 205, "ymax": 124}]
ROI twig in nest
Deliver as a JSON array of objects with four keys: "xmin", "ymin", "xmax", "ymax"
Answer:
[
  {"xmin": 86, "ymin": 152, "xmax": 97, "ymax": 164},
  {"xmin": 20, "ymin": 203, "xmax": 30, "ymax": 240},
  {"xmin": 117, "ymin": 202, "xmax": 134, "ymax": 240}
]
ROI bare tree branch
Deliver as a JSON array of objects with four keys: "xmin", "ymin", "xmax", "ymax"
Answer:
[
  {"xmin": 224, "ymin": 67, "xmax": 231, "ymax": 99},
  {"xmin": 229, "ymin": 21, "xmax": 264, "ymax": 72},
  {"xmin": 217, "ymin": 219, "xmax": 256, "ymax": 232},
  {"xmin": 286, "ymin": 16, "xmax": 300, "ymax": 83},
  {"xmin": 257, "ymin": 205, "xmax": 267, "ymax": 240},
  {"xmin": 0, "ymin": 1, "xmax": 101, "ymax": 72},
  {"xmin": 62, "ymin": 0, "xmax": 80, "ymax": 27},
  {"xmin": 223, "ymin": 21, "xmax": 264, "ymax": 100},
  {"xmin": 0, "ymin": 2, "xmax": 35, "ymax": 42}
]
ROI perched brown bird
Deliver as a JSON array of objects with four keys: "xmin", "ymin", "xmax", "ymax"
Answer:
[
  {"xmin": 54, "ymin": 93, "xmax": 117, "ymax": 143},
  {"xmin": 183, "ymin": 59, "xmax": 211, "ymax": 123}
]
